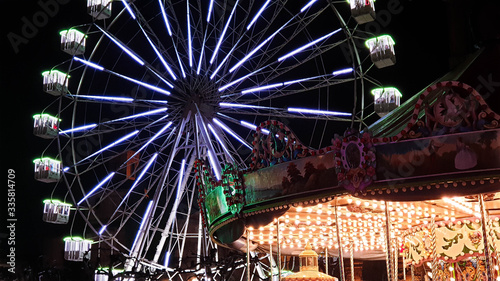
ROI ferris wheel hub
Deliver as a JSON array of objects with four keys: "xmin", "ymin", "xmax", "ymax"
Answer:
[{"xmin": 176, "ymin": 75, "xmax": 219, "ymax": 120}]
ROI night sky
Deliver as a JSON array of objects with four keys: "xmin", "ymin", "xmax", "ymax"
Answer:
[{"xmin": 2, "ymin": 0, "xmax": 499, "ymax": 278}]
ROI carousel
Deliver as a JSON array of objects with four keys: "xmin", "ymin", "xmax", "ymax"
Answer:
[{"xmin": 196, "ymin": 52, "xmax": 500, "ymax": 280}]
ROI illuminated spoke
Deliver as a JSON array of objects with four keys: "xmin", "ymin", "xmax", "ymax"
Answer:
[
  {"xmin": 301, "ymin": 0, "xmax": 318, "ymax": 12},
  {"xmin": 206, "ymin": 0, "xmax": 215, "ymax": 22},
  {"xmin": 123, "ymin": 122, "xmax": 173, "ymax": 163},
  {"xmin": 104, "ymin": 108, "xmax": 168, "ymax": 123},
  {"xmin": 59, "ymin": 124, "xmax": 97, "ymax": 135},
  {"xmin": 207, "ymin": 123, "xmax": 233, "ymax": 162},
  {"xmin": 69, "ymin": 95, "xmax": 134, "ymax": 103},
  {"xmin": 218, "ymin": 105, "xmax": 353, "ymax": 122},
  {"xmin": 246, "ymin": 0, "xmax": 271, "ymax": 30},
  {"xmin": 213, "ymin": 118, "xmax": 252, "ymax": 150},
  {"xmin": 186, "ymin": 0, "xmax": 193, "ymax": 68},
  {"xmin": 142, "ymin": 30, "xmax": 177, "ymax": 81},
  {"xmin": 158, "ymin": 0, "xmax": 173, "ymax": 36},
  {"xmin": 241, "ymin": 83, "xmax": 284, "ymax": 94},
  {"xmin": 228, "ymin": 16, "xmax": 294, "ymax": 74},
  {"xmin": 77, "ymin": 173, "xmax": 115, "ymax": 205},
  {"xmin": 288, "ymin": 107, "xmax": 351, "ymax": 116},
  {"xmin": 96, "ymin": 25, "xmax": 144, "ymax": 66},
  {"xmin": 78, "ymin": 130, "xmax": 139, "ymax": 164},
  {"xmin": 239, "ymin": 120, "xmax": 270, "ymax": 135},
  {"xmin": 209, "ymin": 0, "xmax": 239, "ymax": 64},
  {"xmin": 277, "ymin": 28, "xmax": 341, "ymax": 62},
  {"xmin": 73, "ymin": 58, "xmax": 171, "ymax": 95},
  {"xmin": 196, "ymin": 32, "xmax": 206, "ymax": 75},
  {"xmin": 110, "ymin": 153, "xmax": 159, "ymax": 220},
  {"xmin": 162, "ymin": 1, "xmax": 188, "ymax": 78},
  {"xmin": 129, "ymin": 200, "xmax": 154, "ymax": 255},
  {"xmin": 219, "ymin": 102, "xmax": 277, "ymax": 110},
  {"xmin": 121, "ymin": 0, "xmax": 137, "ymax": 19},
  {"xmin": 196, "ymin": 114, "xmax": 222, "ymax": 180},
  {"xmin": 74, "ymin": 57, "xmax": 104, "ymax": 70}
]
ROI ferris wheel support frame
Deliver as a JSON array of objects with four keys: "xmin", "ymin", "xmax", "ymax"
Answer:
[{"xmin": 36, "ymin": 1, "xmax": 388, "ymax": 279}]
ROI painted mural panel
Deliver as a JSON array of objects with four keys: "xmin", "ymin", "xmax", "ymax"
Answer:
[
  {"xmin": 376, "ymin": 129, "xmax": 500, "ymax": 182},
  {"xmin": 204, "ymin": 185, "xmax": 229, "ymax": 225},
  {"xmin": 243, "ymin": 152, "xmax": 338, "ymax": 205}
]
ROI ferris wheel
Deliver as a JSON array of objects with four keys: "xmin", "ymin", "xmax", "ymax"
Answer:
[{"xmin": 34, "ymin": 0, "xmax": 395, "ymax": 279}]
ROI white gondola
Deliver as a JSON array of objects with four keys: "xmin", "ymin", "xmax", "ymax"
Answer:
[
  {"xmin": 95, "ymin": 268, "xmax": 124, "ymax": 281},
  {"xmin": 60, "ymin": 29, "xmax": 86, "ymax": 55},
  {"xmin": 371, "ymin": 87, "xmax": 402, "ymax": 117},
  {"xmin": 33, "ymin": 114, "xmax": 60, "ymax": 139},
  {"xmin": 349, "ymin": 0, "xmax": 375, "ymax": 24},
  {"xmin": 43, "ymin": 199, "xmax": 71, "ymax": 224},
  {"xmin": 87, "ymin": 0, "xmax": 112, "ymax": 20},
  {"xmin": 33, "ymin": 157, "xmax": 61, "ymax": 183},
  {"xmin": 365, "ymin": 35, "xmax": 396, "ymax": 69},
  {"xmin": 63, "ymin": 237, "xmax": 92, "ymax": 262},
  {"xmin": 42, "ymin": 70, "xmax": 69, "ymax": 96}
]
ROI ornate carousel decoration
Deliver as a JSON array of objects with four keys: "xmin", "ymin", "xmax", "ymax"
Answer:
[
  {"xmin": 220, "ymin": 164, "xmax": 245, "ymax": 215},
  {"xmin": 372, "ymin": 81, "xmax": 500, "ymax": 143},
  {"xmin": 332, "ymin": 129, "xmax": 376, "ymax": 194},
  {"xmin": 195, "ymin": 159, "xmax": 246, "ymax": 224},
  {"xmin": 251, "ymin": 120, "xmax": 309, "ymax": 170},
  {"xmin": 282, "ymin": 243, "xmax": 338, "ymax": 281},
  {"xmin": 404, "ymin": 216, "xmax": 500, "ymax": 266}
]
